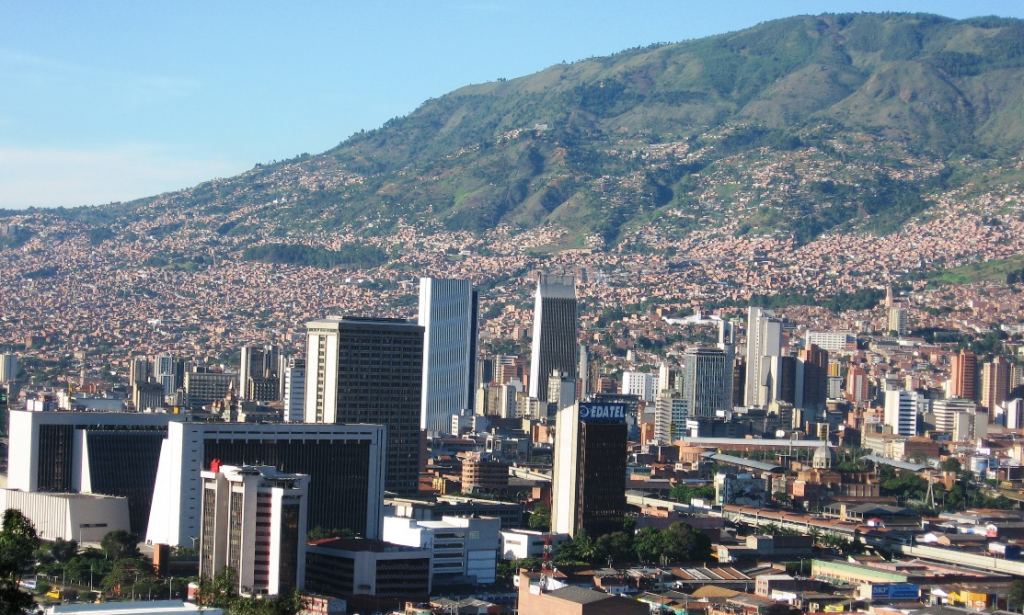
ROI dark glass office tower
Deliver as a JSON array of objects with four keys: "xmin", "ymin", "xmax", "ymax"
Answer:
[
  {"xmin": 528, "ymin": 274, "xmax": 578, "ymax": 404},
  {"xmin": 305, "ymin": 317, "xmax": 424, "ymax": 495}
]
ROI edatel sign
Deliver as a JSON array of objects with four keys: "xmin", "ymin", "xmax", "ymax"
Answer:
[{"xmin": 578, "ymin": 402, "xmax": 627, "ymax": 423}]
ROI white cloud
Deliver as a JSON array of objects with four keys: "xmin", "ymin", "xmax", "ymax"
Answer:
[{"xmin": 0, "ymin": 145, "xmax": 246, "ymax": 209}]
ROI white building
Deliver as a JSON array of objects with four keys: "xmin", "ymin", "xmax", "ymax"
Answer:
[
  {"xmin": 500, "ymin": 529, "xmax": 569, "ymax": 561},
  {"xmin": 884, "ymin": 390, "xmax": 921, "ymax": 437},
  {"xmin": 419, "ymin": 278, "xmax": 477, "ymax": 434},
  {"xmin": 199, "ymin": 465, "xmax": 308, "ymax": 596},
  {"xmin": 147, "ymin": 422, "xmax": 386, "ymax": 547},
  {"xmin": 805, "ymin": 331, "xmax": 856, "ymax": 353},
  {"xmin": 382, "ymin": 515, "xmax": 501, "ymax": 585},
  {"xmin": 745, "ymin": 307, "xmax": 783, "ymax": 407},
  {"xmin": 682, "ymin": 347, "xmax": 732, "ymax": 417},
  {"xmin": 281, "ymin": 357, "xmax": 305, "ymax": 422},
  {"xmin": 653, "ymin": 394, "xmax": 688, "ymax": 444},
  {"xmin": 0, "ymin": 489, "xmax": 130, "ymax": 543},
  {"xmin": 621, "ymin": 371, "xmax": 655, "ymax": 402},
  {"xmin": 0, "ymin": 352, "xmax": 18, "ymax": 382}
]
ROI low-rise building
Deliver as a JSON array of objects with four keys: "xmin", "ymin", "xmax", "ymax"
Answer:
[{"xmin": 383, "ymin": 515, "xmax": 501, "ymax": 586}]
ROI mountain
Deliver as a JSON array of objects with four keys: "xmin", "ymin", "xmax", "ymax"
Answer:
[{"xmin": 15, "ymin": 13, "xmax": 1024, "ymax": 252}]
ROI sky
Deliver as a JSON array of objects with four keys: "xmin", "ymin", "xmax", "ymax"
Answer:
[{"xmin": 3, "ymin": 1, "xmax": 1024, "ymax": 209}]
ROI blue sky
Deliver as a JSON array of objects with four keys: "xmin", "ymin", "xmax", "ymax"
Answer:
[{"xmin": 3, "ymin": 1, "xmax": 1024, "ymax": 209}]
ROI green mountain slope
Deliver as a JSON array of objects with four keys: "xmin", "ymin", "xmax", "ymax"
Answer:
[{"xmin": 29, "ymin": 13, "xmax": 1024, "ymax": 249}]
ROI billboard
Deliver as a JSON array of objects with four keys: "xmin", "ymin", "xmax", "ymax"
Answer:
[
  {"xmin": 578, "ymin": 402, "xmax": 626, "ymax": 423},
  {"xmin": 871, "ymin": 583, "xmax": 919, "ymax": 600}
]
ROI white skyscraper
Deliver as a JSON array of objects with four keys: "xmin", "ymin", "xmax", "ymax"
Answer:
[
  {"xmin": 529, "ymin": 275, "xmax": 578, "ymax": 403},
  {"xmin": 621, "ymin": 371, "xmax": 655, "ymax": 402},
  {"xmin": 884, "ymin": 390, "xmax": 921, "ymax": 437},
  {"xmin": 744, "ymin": 307, "xmax": 783, "ymax": 408},
  {"xmin": 418, "ymin": 278, "xmax": 478, "ymax": 433},
  {"xmin": 282, "ymin": 357, "xmax": 305, "ymax": 423}
]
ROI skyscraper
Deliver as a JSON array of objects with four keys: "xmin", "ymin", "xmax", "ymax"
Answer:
[
  {"xmin": 154, "ymin": 353, "xmax": 184, "ymax": 398},
  {"xmin": 528, "ymin": 274, "xmax": 578, "ymax": 404},
  {"xmin": 884, "ymin": 390, "xmax": 920, "ymax": 437},
  {"xmin": 239, "ymin": 344, "xmax": 282, "ymax": 402},
  {"xmin": 551, "ymin": 402, "xmax": 627, "ymax": 538},
  {"xmin": 418, "ymin": 278, "xmax": 478, "ymax": 433},
  {"xmin": 796, "ymin": 344, "xmax": 829, "ymax": 413},
  {"xmin": 681, "ymin": 347, "xmax": 732, "ymax": 418},
  {"xmin": 950, "ymin": 349, "xmax": 978, "ymax": 401},
  {"xmin": 744, "ymin": 307, "xmax": 783, "ymax": 407},
  {"xmin": 982, "ymin": 356, "xmax": 1010, "ymax": 420},
  {"xmin": 281, "ymin": 357, "xmax": 306, "ymax": 423},
  {"xmin": 0, "ymin": 353, "xmax": 18, "ymax": 382},
  {"xmin": 304, "ymin": 317, "xmax": 423, "ymax": 494}
]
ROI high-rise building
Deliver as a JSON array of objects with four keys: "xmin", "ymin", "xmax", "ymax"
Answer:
[
  {"xmin": 981, "ymin": 356, "xmax": 1010, "ymax": 419},
  {"xmin": 766, "ymin": 356, "xmax": 797, "ymax": 406},
  {"xmin": 281, "ymin": 357, "xmax": 306, "ymax": 423},
  {"xmin": 154, "ymin": 353, "xmax": 184, "ymax": 398},
  {"xmin": 681, "ymin": 347, "xmax": 732, "ymax": 418},
  {"xmin": 146, "ymin": 421, "xmax": 387, "ymax": 547},
  {"xmin": 547, "ymin": 370, "xmax": 576, "ymax": 416},
  {"xmin": 0, "ymin": 352, "xmax": 18, "ymax": 382},
  {"xmin": 184, "ymin": 369, "xmax": 237, "ymax": 410},
  {"xmin": 239, "ymin": 344, "xmax": 282, "ymax": 402},
  {"xmin": 551, "ymin": 402, "xmax": 627, "ymax": 538},
  {"xmin": 950, "ymin": 349, "xmax": 978, "ymax": 401},
  {"xmin": 528, "ymin": 275, "xmax": 578, "ymax": 404},
  {"xmin": 933, "ymin": 398, "xmax": 979, "ymax": 432},
  {"xmin": 128, "ymin": 356, "xmax": 151, "ymax": 389},
  {"xmin": 796, "ymin": 344, "xmax": 829, "ymax": 413},
  {"xmin": 653, "ymin": 392, "xmax": 688, "ymax": 443},
  {"xmin": 418, "ymin": 278, "xmax": 478, "ymax": 434},
  {"xmin": 887, "ymin": 307, "xmax": 908, "ymax": 337},
  {"xmin": 199, "ymin": 464, "xmax": 309, "ymax": 595},
  {"xmin": 744, "ymin": 307, "xmax": 783, "ymax": 407},
  {"xmin": 304, "ymin": 317, "xmax": 423, "ymax": 494},
  {"xmin": 845, "ymin": 366, "xmax": 870, "ymax": 405},
  {"xmin": 884, "ymin": 390, "xmax": 920, "ymax": 437}
]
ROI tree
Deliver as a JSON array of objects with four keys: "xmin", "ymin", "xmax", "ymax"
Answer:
[
  {"xmin": 306, "ymin": 527, "xmax": 352, "ymax": 541},
  {"xmin": 528, "ymin": 503, "xmax": 550, "ymax": 531},
  {"xmin": 49, "ymin": 538, "xmax": 79, "ymax": 564},
  {"xmin": 1009, "ymin": 579, "xmax": 1024, "ymax": 613},
  {"xmin": 660, "ymin": 522, "xmax": 712, "ymax": 563},
  {"xmin": 0, "ymin": 508, "xmax": 41, "ymax": 615},
  {"xmin": 100, "ymin": 530, "xmax": 139, "ymax": 560},
  {"xmin": 941, "ymin": 458, "xmax": 963, "ymax": 474}
]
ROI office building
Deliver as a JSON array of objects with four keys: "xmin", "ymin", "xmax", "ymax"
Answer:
[
  {"xmin": 552, "ymin": 402, "xmax": 627, "ymax": 538},
  {"xmin": 239, "ymin": 344, "xmax": 281, "ymax": 402},
  {"xmin": 884, "ymin": 390, "xmax": 921, "ymax": 437},
  {"xmin": 950, "ymin": 349, "xmax": 978, "ymax": 401},
  {"xmin": 620, "ymin": 371, "xmax": 655, "ymax": 402},
  {"xmin": 887, "ymin": 307, "xmax": 909, "ymax": 337},
  {"xmin": 304, "ymin": 317, "xmax": 424, "ymax": 494},
  {"xmin": 744, "ymin": 307, "xmax": 783, "ymax": 407},
  {"xmin": 681, "ymin": 347, "xmax": 732, "ymax": 418},
  {"xmin": 766, "ymin": 355, "xmax": 797, "ymax": 406},
  {"xmin": 0, "ymin": 489, "xmax": 130, "ymax": 543},
  {"xmin": 382, "ymin": 515, "xmax": 501, "ymax": 586},
  {"xmin": 0, "ymin": 352, "xmax": 18, "ymax": 382},
  {"xmin": 846, "ymin": 366, "xmax": 870, "ymax": 405},
  {"xmin": 281, "ymin": 357, "xmax": 306, "ymax": 423},
  {"xmin": 184, "ymin": 369, "xmax": 237, "ymax": 410},
  {"xmin": 147, "ymin": 421, "xmax": 387, "ymax": 548},
  {"xmin": 933, "ymin": 398, "xmax": 978, "ymax": 432},
  {"xmin": 528, "ymin": 275, "xmax": 578, "ymax": 404},
  {"xmin": 982, "ymin": 356, "xmax": 1010, "ymax": 419},
  {"xmin": 6, "ymin": 409, "xmax": 182, "ymax": 535},
  {"xmin": 419, "ymin": 278, "xmax": 478, "ymax": 434},
  {"xmin": 129, "ymin": 356, "xmax": 151, "ymax": 389},
  {"xmin": 385, "ymin": 495, "xmax": 523, "ymax": 530},
  {"xmin": 1005, "ymin": 399, "xmax": 1024, "ymax": 430},
  {"xmin": 547, "ymin": 370, "xmax": 576, "ymax": 416},
  {"xmin": 796, "ymin": 344, "xmax": 829, "ymax": 413},
  {"xmin": 805, "ymin": 331, "xmax": 856, "ymax": 353},
  {"xmin": 305, "ymin": 538, "xmax": 432, "ymax": 605},
  {"xmin": 154, "ymin": 353, "xmax": 185, "ymax": 398},
  {"xmin": 653, "ymin": 392, "xmax": 688, "ymax": 443},
  {"xmin": 132, "ymin": 381, "xmax": 166, "ymax": 412},
  {"xmin": 199, "ymin": 464, "xmax": 309, "ymax": 596}
]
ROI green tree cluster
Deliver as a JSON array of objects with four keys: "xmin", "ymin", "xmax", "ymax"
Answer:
[{"xmin": 554, "ymin": 522, "xmax": 712, "ymax": 567}]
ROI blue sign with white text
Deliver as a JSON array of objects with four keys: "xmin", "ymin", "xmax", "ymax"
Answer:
[{"xmin": 578, "ymin": 402, "xmax": 627, "ymax": 423}]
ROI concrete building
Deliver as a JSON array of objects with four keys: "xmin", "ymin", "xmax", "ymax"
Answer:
[
  {"xmin": 461, "ymin": 455, "xmax": 510, "ymax": 494},
  {"xmin": 981, "ymin": 356, "xmax": 1010, "ymax": 419},
  {"xmin": 653, "ymin": 393, "xmax": 688, "ymax": 444},
  {"xmin": 184, "ymin": 369, "xmax": 237, "ymax": 410},
  {"xmin": 385, "ymin": 495, "xmax": 523, "ymax": 530},
  {"xmin": 744, "ymin": 307, "xmax": 783, "ymax": 408},
  {"xmin": 682, "ymin": 347, "xmax": 732, "ymax": 417},
  {"xmin": 805, "ymin": 331, "xmax": 856, "ymax": 353},
  {"xmin": 552, "ymin": 402, "xmax": 627, "ymax": 538},
  {"xmin": 304, "ymin": 317, "xmax": 423, "ymax": 494},
  {"xmin": 199, "ymin": 464, "xmax": 308, "ymax": 596},
  {"xmin": 884, "ymin": 390, "xmax": 921, "ymax": 437},
  {"xmin": 950, "ymin": 349, "xmax": 978, "ymax": 401},
  {"xmin": 154, "ymin": 353, "xmax": 184, "ymax": 399},
  {"xmin": 0, "ymin": 489, "xmax": 130, "ymax": 543},
  {"xmin": 529, "ymin": 275, "xmax": 578, "ymax": 404},
  {"xmin": 305, "ymin": 538, "xmax": 432, "ymax": 603},
  {"xmin": 517, "ymin": 572, "xmax": 648, "ymax": 615},
  {"xmin": 0, "ymin": 352, "xmax": 18, "ymax": 382},
  {"xmin": 281, "ymin": 357, "xmax": 305, "ymax": 423},
  {"xmin": 6, "ymin": 409, "xmax": 182, "ymax": 535},
  {"xmin": 382, "ymin": 515, "xmax": 501, "ymax": 586},
  {"xmin": 238, "ymin": 344, "xmax": 281, "ymax": 402},
  {"xmin": 147, "ymin": 422, "xmax": 387, "ymax": 547},
  {"xmin": 621, "ymin": 371, "xmax": 655, "ymax": 402},
  {"xmin": 132, "ymin": 382, "xmax": 165, "ymax": 412},
  {"xmin": 419, "ymin": 277, "xmax": 478, "ymax": 434},
  {"xmin": 933, "ymin": 398, "xmax": 980, "ymax": 433},
  {"xmin": 500, "ymin": 529, "xmax": 569, "ymax": 560}
]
